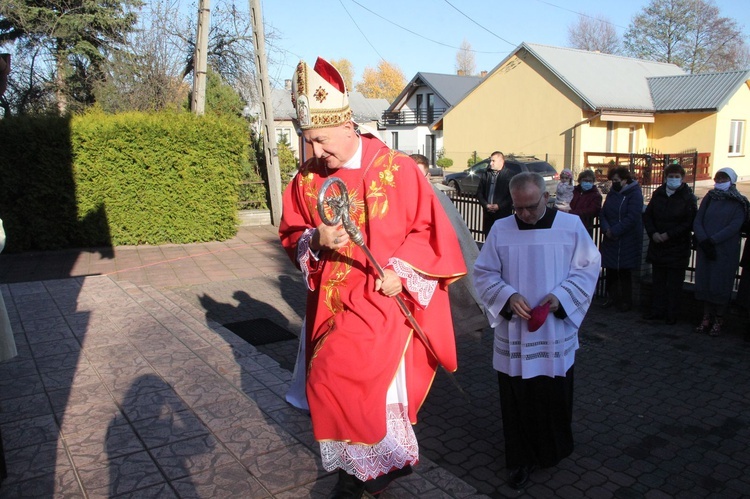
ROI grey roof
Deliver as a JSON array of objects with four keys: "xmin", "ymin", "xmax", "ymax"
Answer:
[
  {"xmin": 648, "ymin": 70, "xmax": 750, "ymax": 112},
  {"xmin": 268, "ymin": 88, "xmax": 296, "ymax": 120},
  {"xmin": 519, "ymin": 43, "xmax": 686, "ymax": 111},
  {"xmin": 387, "ymin": 72, "xmax": 483, "ymax": 112},
  {"xmin": 263, "ymin": 88, "xmax": 389, "ymax": 122},
  {"xmin": 348, "ymin": 93, "xmax": 390, "ymax": 122}
]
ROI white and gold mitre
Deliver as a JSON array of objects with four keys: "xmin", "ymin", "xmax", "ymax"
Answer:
[{"xmin": 291, "ymin": 57, "xmax": 352, "ymax": 130}]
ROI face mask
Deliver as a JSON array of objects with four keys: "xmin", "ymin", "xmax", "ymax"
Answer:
[
  {"xmin": 666, "ymin": 178, "xmax": 682, "ymax": 190},
  {"xmin": 611, "ymin": 182, "xmax": 623, "ymax": 192},
  {"xmin": 580, "ymin": 181, "xmax": 593, "ymax": 191},
  {"xmin": 714, "ymin": 181, "xmax": 731, "ymax": 191}
]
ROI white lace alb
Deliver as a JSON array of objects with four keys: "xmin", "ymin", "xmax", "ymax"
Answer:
[
  {"xmin": 319, "ymin": 403, "xmax": 419, "ymax": 481},
  {"xmin": 388, "ymin": 258, "xmax": 437, "ymax": 307}
]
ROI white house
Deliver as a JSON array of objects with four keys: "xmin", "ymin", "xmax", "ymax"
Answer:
[{"xmin": 382, "ymin": 72, "xmax": 484, "ymax": 165}]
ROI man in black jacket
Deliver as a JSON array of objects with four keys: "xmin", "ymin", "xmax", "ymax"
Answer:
[{"xmin": 477, "ymin": 151, "xmax": 513, "ymax": 236}]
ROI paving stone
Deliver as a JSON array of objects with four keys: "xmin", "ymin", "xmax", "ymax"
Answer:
[{"xmin": 2, "ymin": 226, "xmax": 750, "ymax": 497}]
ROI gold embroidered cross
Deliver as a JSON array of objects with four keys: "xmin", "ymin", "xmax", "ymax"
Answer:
[{"xmin": 314, "ymin": 86, "xmax": 328, "ymax": 103}]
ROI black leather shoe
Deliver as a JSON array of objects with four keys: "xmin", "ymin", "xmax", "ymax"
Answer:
[
  {"xmin": 329, "ymin": 469, "xmax": 365, "ymax": 499},
  {"xmin": 364, "ymin": 465, "xmax": 413, "ymax": 496},
  {"xmin": 508, "ymin": 464, "xmax": 535, "ymax": 489},
  {"xmin": 601, "ymin": 299, "xmax": 615, "ymax": 309}
]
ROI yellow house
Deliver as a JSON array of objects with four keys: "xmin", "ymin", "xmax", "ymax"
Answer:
[{"xmin": 439, "ymin": 42, "xmax": 750, "ymax": 180}]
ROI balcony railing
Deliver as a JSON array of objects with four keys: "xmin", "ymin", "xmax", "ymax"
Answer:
[{"xmin": 381, "ymin": 108, "xmax": 447, "ymax": 126}]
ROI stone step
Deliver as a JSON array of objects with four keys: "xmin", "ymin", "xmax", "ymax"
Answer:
[{"xmin": 238, "ymin": 209, "xmax": 271, "ymax": 226}]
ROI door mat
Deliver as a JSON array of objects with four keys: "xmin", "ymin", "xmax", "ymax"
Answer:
[{"xmin": 223, "ymin": 318, "xmax": 296, "ymax": 346}]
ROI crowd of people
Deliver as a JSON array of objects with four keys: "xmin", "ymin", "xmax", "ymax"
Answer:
[
  {"xmin": 472, "ymin": 153, "xmax": 750, "ymax": 338},
  {"xmin": 279, "ymin": 58, "xmax": 749, "ymax": 498}
]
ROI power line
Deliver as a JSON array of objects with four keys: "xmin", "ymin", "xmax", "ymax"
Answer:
[
  {"xmin": 442, "ymin": 0, "xmax": 516, "ymax": 47},
  {"xmin": 338, "ymin": 0, "xmax": 389, "ymax": 64},
  {"xmin": 534, "ymin": 0, "xmax": 629, "ymax": 30},
  {"xmin": 348, "ymin": 0, "xmax": 505, "ymax": 54}
]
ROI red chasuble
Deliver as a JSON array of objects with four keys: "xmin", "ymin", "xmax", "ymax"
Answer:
[{"xmin": 279, "ymin": 134, "xmax": 466, "ymax": 444}]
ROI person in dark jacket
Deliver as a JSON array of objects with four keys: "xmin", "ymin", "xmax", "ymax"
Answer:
[
  {"xmin": 567, "ymin": 169, "xmax": 602, "ymax": 237},
  {"xmin": 693, "ymin": 167, "xmax": 749, "ymax": 336},
  {"xmin": 477, "ymin": 151, "xmax": 513, "ymax": 236},
  {"xmin": 642, "ymin": 164, "xmax": 697, "ymax": 324},
  {"xmin": 736, "ymin": 223, "xmax": 750, "ymax": 342},
  {"xmin": 599, "ymin": 167, "xmax": 644, "ymax": 312}
]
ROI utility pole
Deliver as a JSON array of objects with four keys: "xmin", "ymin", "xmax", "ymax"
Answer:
[
  {"xmin": 192, "ymin": 0, "xmax": 210, "ymax": 115},
  {"xmin": 249, "ymin": 0, "xmax": 283, "ymax": 226}
]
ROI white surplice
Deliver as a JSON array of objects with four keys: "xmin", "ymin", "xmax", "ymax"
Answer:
[{"xmin": 473, "ymin": 211, "xmax": 601, "ymax": 378}]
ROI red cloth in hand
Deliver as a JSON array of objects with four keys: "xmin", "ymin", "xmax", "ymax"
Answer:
[{"xmin": 528, "ymin": 302, "xmax": 551, "ymax": 332}]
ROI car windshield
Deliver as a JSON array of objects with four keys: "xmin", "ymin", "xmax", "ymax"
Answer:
[
  {"xmin": 468, "ymin": 161, "xmax": 488, "ymax": 174},
  {"xmin": 527, "ymin": 162, "xmax": 557, "ymax": 175}
]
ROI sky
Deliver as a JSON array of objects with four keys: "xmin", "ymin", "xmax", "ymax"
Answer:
[{"xmin": 258, "ymin": 0, "xmax": 750, "ymax": 89}]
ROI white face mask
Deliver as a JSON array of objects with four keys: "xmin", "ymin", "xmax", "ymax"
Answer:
[
  {"xmin": 666, "ymin": 178, "xmax": 682, "ymax": 190},
  {"xmin": 714, "ymin": 181, "xmax": 731, "ymax": 191}
]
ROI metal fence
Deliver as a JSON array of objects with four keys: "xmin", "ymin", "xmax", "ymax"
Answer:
[
  {"xmin": 584, "ymin": 151, "xmax": 711, "ymax": 202},
  {"xmin": 443, "ymin": 189, "xmax": 747, "ymax": 298}
]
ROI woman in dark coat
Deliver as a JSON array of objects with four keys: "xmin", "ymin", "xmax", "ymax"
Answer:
[
  {"xmin": 568, "ymin": 169, "xmax": 602, "ymax": 236},
  {"xmin": 693, "ymin": 167, "xmax": 748, "ymax": 336},
  {"xmin": 642, "ymin": 164, "xmax": 697, "ymax": 324},
  {"xmin": 599, "ymin": 167, "xmax": 644, "ymax": 312}
]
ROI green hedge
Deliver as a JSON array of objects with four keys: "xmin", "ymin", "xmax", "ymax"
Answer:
[{"xmin": 0, "ymin": 111, "xmax": 247, "ymax": 252}]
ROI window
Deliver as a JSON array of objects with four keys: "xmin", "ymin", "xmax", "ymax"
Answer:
[
  {"xmin": 426, "ymin": 135, "xmax": 436, "ymax": 166},
  {"xmin": 427, "ymin": 94, "xmax": 435, "ymax": 122},
  {"xmin": 416, "ymin": 94, "xmax": 423, "ymax": 123},
  {"xmin": 729, "ymin": 120, "xmax": 744, "ymax": 155},
  {"xmin": 628, "ymin": 126, "xmax": 636, "ymax": 153},
  {"xmin": 391, "ymin": 132, "xmax": 399, "ymax": 150},
  {"xmin": 275, "ymin": 127, "xmax": 292, "ymax": 145}
]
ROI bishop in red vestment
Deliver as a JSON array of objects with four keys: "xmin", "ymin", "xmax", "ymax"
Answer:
[{"xmin": 279, "ymin": 57, "xmax": 466, "ymax": 498}]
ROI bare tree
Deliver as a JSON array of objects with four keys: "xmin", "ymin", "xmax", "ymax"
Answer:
[
  {"xmin": 95, "ymin": 0, "xmax": 188, "ymax": 112},
  {"xmin": 455, "ymin": 39, "xmax": 476, "ymax": 75},
  {"xmin": 567, "ymin": 15, "xmax": 620, "ymax": 54},
  {"xmin": 684, "ymin": 0, "xmax": 748, "ymax": 72},
  {"xmin": 173, "ymin": 0, "xmax": 259, "ymax": 105},
  {"xmin": 623, "ymin": 0, "xmax": 748, "ymax": 73},
  {"xmin": 0, "ymin": 44, "xmax": 56, "ymax": 116}
]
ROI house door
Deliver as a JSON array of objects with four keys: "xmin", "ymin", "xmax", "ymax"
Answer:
[{"xmin": 426, "ymin": 135, "xmax": 436, "ymax": 166}]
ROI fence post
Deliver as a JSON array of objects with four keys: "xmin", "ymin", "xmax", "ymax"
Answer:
[{"xmin": 692, "ymin": 151, "xmax": 699, "ymax": 189}]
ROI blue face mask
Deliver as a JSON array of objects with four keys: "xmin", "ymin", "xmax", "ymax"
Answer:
[
  {"xmin": 666, "ymin": 178, "xmax": 682, "ymax": 190},
  {"xmin": 580, "ymin": 181, "xmax": 593, "ymax": 191},
  {"xmin": 714, "ymin": 181, "xmax": 731, "ymax": 191}
]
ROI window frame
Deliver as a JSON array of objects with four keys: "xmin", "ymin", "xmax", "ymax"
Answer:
[{"xmin": 729, "ymin": 120, "xmax": 744, "ymax": 156}]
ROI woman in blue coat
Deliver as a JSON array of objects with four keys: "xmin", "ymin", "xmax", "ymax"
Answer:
[
  {"xmin": 693, "ymin": 167, "xmax": 748, "ymax": 336},
  {"xmin": 600, "ymin": 167, "xmax": 644, "ymax": 312}
]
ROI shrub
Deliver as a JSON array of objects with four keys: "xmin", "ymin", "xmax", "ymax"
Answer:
[
  {"xmin": 436, "ymin": 157, "xmax": 453, "ymax": 168},
  {"xmin": 0, "ymin": 111, "xmax": 247, "ymax": 251}
]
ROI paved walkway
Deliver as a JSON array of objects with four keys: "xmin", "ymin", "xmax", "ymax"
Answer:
[{"xmin": 1, "ymin": 225, "xmax": 749, "ymax": 498}]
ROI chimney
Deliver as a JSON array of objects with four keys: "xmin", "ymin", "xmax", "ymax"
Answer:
[
  {"xmin": 480, "ymin": 70, "xmax": 487, "ymax": 77},
  {"xmin": 457, "ymin": 69, "xmax": 465, "ymax": 76},
  {"xmin": 284, "ymin": 79, "xmax": 292, "ymax": 90}
]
